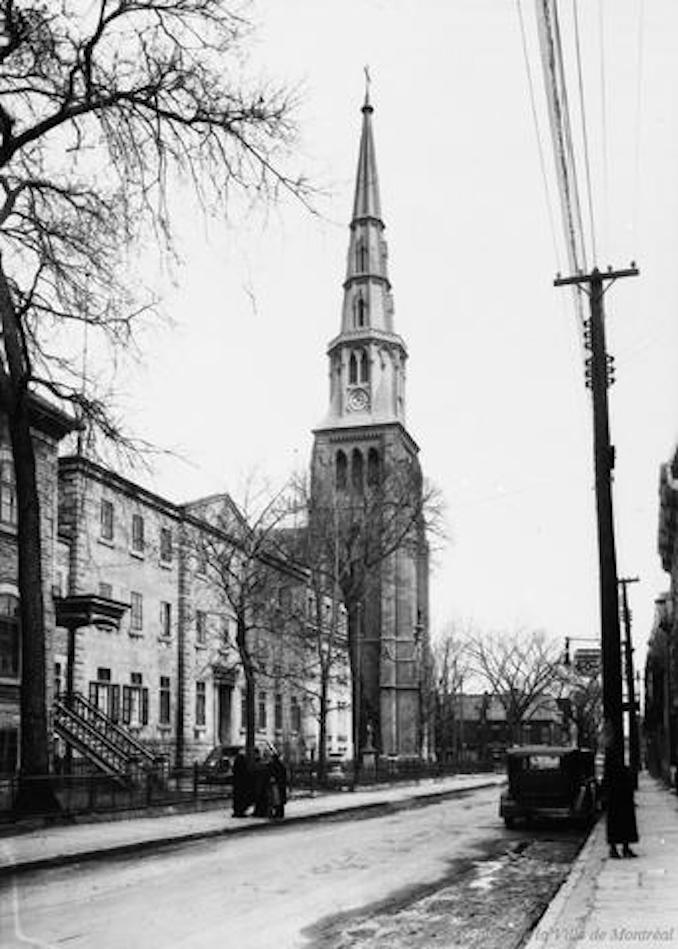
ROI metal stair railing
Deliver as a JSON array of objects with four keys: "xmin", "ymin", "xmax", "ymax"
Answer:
[
  {"xmin": 53, "ymin": 693, "xmax": 160, "ymax": 785},
  {"xmin": 53, "ymin": 706, "xmax": 131, "ymax": 785}
]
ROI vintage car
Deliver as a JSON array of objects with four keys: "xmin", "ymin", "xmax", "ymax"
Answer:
[{"xmin": 499, "ymin": 746, "xmax": 598, "ymax": 828}]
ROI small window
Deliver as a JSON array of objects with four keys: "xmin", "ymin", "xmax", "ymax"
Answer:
[
  {"xmin": 100, "ymin": 499, "xmax": 114, "ymax": 541},
  {"xmin": 122, "ymin": 673, "xmax": 148, "ymax": 727},
  {"xmin": 0, "ymin": 448, "xmax": 17, "ymax": 527},
  {"xmin": 97, "ymin": 667, "xmax": 112, "ymax": 682},
  {"xmin": 159, "ymin": 676, "xmax": 171, "ymax": 725},
  {"xmin": 98, "ymin": 582, "xmax": 113, "ymax": 599},
  {"xmin": 0, "ymin": 593, "xmax": 20, "ymax": 679},
  {"xmin": 196, "ymin": 609, "xmax": 207, "ymax": 644},
  {"xmin": 131, "ymin": 514, "xmax": 145, "ymax": 553},
  {"xmin": 130, "ymin": 592, "xmax": 143, "ymax": 632},
  {"xmin": 274, "ymin": 693, "xmax": 283, "ymax": 731},
  {"xmin": 159, "ymin": 601, "xmax": 171, "ymax": 638},
  {"xmin": 257, "ymin": 692, "xmax": 267, "ymax": 731},
  {"xmin": 160, "ymin": 527, "xmax": 172, "ymax": 563},
  {"xmin": 290, "ymin": 695, "xmax": 301, "ymax": 733},
  {"xmin": 196, "ymin": 681, "xmax": 206, "ymax": 727}
]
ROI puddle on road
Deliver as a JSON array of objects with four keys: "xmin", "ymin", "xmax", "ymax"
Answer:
[{"xmin": 468, "ymin": 858, "xmax": 504, "ymax": 891}]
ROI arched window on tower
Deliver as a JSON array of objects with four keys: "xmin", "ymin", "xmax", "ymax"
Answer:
[
  {"xmin": 351, "ymin": 449, "xmax": 364, "ymax": 494},
  {"xmin": 355, "ymin": 240, "xmax": 368, "ymax": 272},
  {"xmin": 349, "ymin": 353, "xmax": 358, "ymax": 384},
  {"xmin": 367, "ymin": 448, "xmax": 381, "ymax": 487},
  {"xmin": 336, "ymin": 450, "xmax": 347, "ymax": 491},
  {"xmin": 354, "ymin": 294, "xmax": 367, "ymax": 328},
  {"xmin": 359, "ymin": 349, "xmax": 370, "ymax": 383}
]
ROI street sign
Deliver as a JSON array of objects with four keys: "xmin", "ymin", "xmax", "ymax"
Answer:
[{"xmin": 574, "ymin": 648, "xmax": 601, "ymax": 676}]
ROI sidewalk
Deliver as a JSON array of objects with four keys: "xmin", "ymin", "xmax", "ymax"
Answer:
[
  {"xmin": 0, "ymin": 772, "xmax": 505, "ymax": 878},
  {"xmin": 524, "ymin": 773, "xmax": 678, "ymax": 949}
]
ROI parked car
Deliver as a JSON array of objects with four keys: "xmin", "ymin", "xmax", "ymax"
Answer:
[
  {"xmin": 197, "ymin": 744, "xmax": 243, "ymax": 784},
  {"xmin": 197, "ymin": 740, "xmax": 282, "ymax": 785},
  {"xmin": 499, "ymin": 746, "xmax": 598, "ymax": 828}
]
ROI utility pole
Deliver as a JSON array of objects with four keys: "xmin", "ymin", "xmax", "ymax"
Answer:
[
  {"xmin": 619, "ymin": 575, "xmax": 640, "ymax": 787},
  {"xmin": 554, "ymin": 265, "xmax": 639, "ymax": 783}
]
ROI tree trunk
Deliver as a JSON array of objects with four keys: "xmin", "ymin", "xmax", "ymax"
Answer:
[
  {"xmin": 236, "ymin": 615, "xmax": 256, "ymax": 756},
  {"xmin": 0, "ymin": 261, "xmax": 59, "ymax": 815},
  {"xmin": 317, "ymin": 670, "xmax": 328, "ymax": 783}
]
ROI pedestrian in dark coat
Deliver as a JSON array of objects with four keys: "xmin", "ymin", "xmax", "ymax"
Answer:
[
  {"xmin": 232, "ymin": 750, "xmax": 252, "ymax": 817},
  {"xmin": 252, "ymin": 748, "xmax": 271, "ymax": 817},
  {"xmin": 605, "ymin": 761, "xmax": 639, "ymax": 858},
  {"xmin": 268, "ymin": 752, "xmax": 288, "ymax": 819}
]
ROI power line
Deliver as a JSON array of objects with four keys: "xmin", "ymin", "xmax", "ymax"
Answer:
[
  {"xmin": 573, "ymin": 0, "xmax": 597, "ymax": 263},
  {"xmin": 631, "ymin": 0, "xmax": 646, "ymax": 249},
  {"xmin": 598, "ymin": 0, "xmax": 609, "ymax": 255},
  {"xmin": 515, "ymin": 0, "xmax": 562, "ymax": 268}
]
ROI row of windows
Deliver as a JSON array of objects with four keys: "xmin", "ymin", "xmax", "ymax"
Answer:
[
  {"xmin": 335, "ymin": 448, "xmax": 381, "ymax": 492},
  {"xmin": 100, "ymin": 501, "xmax": 173, "ymax": 563},
  {"xmin": 97, "ymin": 584, "xmax": 216, "ymax": 644},
  {"xmin": 239, "ymin": 691, "xmax": 303, "ymax": 734}
]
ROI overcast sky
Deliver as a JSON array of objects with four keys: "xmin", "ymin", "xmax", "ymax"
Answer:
[{"xmin": 118, "ymin": 1, "xmax": 678, "ymax": 668}]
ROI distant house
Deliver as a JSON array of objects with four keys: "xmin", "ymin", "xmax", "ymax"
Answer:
[{"xmin": 436, "ymin": 692, "xmax": 567, "ymax": 764}]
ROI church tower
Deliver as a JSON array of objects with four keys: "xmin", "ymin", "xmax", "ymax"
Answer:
[{"xmin": 311, "ymin": 88, "xmax": 429, "ymax": 759}]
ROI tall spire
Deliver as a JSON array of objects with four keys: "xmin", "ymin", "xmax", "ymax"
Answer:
[
  {"xmin": 319, "ymin": 85, "xmax": 409, "ymax": 430},
  {"xmin": 352, "ymin": 68, "xmax": 381, "ymax": 222}
]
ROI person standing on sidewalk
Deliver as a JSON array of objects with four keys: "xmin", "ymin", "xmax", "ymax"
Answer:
[{"xmin": 605, "ymin": 759, "xmax": 639, "ymax": 858}]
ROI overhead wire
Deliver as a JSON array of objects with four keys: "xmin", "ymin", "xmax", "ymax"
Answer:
[
  {"xmin": 598, "ymin": 0, "xmax": 609, "ymax": 257},
  {"xmin": 631, "ymin": 0, "xmax": 645, "ymax": 250},
  {"xmin": 551, "ymin": 0, "xmax": 588, "ymax": 272},
  {"xmin": 534, "ymin": 0, "xmax": 589, "ymax": 351},
  {"xmin": 572, "ymin": 0, "xmax": 597, "ymax": 265},
  {"xmin": 515, "ymin": 0, "xmax": 562, "ymax": 270}
]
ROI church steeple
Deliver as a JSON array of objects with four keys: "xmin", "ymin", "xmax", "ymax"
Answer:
[{"xmin": 322, "ymin": 88, "xmax": 408, "ymax": 429}]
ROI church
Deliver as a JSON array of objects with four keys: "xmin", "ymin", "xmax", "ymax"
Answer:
[{"xmin": 310, "ymin": 89, "xmax": 430, "ymax": 760}]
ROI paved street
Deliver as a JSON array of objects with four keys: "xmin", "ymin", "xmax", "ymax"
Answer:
[{"xmin": 0, "ymin": 784, "xmax": 586, "ymax": 949}]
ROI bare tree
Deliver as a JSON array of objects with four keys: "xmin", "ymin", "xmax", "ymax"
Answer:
[
  {"xmin": 0, "ymin": 0, "xmax": 309, "ymax": 811},
  {"xmin": 467, "ymin": 629, "xmax": 564, "ymax": 746},
  {"xmin": 275, "ymin": 481, "xmax": 352, "ymax": 781},
  {"xmin": 431, "ymin": 622, "xmax": 472, "ymax": 762},
  {"xmin": 302, "ymin": 460, "xmax": 445, "ymax": 758},
  {"xmin": 188, "ymin": 483, "xmax": 295, "ymax": 759}
]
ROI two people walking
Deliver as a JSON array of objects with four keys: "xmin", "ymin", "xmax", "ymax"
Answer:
[{"xmin": 232, "ymin": 743, "xmax": 287, "ymax": 820}]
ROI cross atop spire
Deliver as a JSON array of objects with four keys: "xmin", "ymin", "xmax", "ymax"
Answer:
[
  {"xmin": 363, "ymin": 65, "xmax": 372, "ymax": 112},
  {"xmin": 352, "ymin": 72, "xmax": 380, "ymax": 222}
]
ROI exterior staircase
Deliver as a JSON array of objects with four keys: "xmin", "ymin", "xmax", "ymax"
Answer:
[{"xmin": 53, "ymin": 692, "xmax": 161, "ymax": 787}]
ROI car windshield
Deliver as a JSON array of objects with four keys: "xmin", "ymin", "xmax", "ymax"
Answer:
[{"xmin": 527, "ymin": 755, "xmax": 561, "ymax": 771}]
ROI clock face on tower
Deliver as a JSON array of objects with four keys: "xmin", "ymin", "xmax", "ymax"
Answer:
[{"xmin": 347, "ymin": 387, "xmax": 369, "ymax": 412}]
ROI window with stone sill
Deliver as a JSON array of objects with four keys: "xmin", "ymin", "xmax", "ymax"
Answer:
[
  {"xmin": 159, "ymin": 527, "xmax": 173, "ymax": 564},
  {"xmin": 131, "ymin": 513, "xmax": 145, "ymax": 554},
  {"xmin": 0, "ymin": 448, "xmax": 17, "ymax": 528},
  {"xmin": 122, "ymin": 673, "xmax": 148, "ymax": 727},
  {"xmin": 100, "ymin": 498, "xmax": 114, "ymax": 541},
  {"xmin": 130, "ymin": 591, "xmax": 143, "ymax": 633},
  {"xmin": 0, "ymin": 593, "xmax": 20, "ymax": 679},
  {"xmin": 196, "ymin": 609, "xmax": 207, "ymax": 645},
  {"xmin": 195, "ymin": 681, "xmax": 206, "ymax": 727},
  {"xmin": 159, "ymin": 675, "xmax": 171, "ymax": 725}
]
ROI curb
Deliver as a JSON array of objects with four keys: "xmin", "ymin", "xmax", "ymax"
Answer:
[
  {"xmin": 521, "ymin": 816, "xmax": 605, "ymax": 949},
  {"xmin": 0, "ymin": 778, "xmax": 504, "ymax": 879}
]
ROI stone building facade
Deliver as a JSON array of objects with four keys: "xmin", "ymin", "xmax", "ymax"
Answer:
[
  {"xmin": 0, "ymin": 397, "xmax": 75, "ymax": 773},
  {"xmin": 311, "ymin": 92, "xmax": 430, "ymax": 759},
  {"xmin": 54, "ymin": 455, "xmax": 351, "ymax": 769}
]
